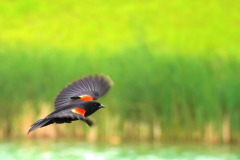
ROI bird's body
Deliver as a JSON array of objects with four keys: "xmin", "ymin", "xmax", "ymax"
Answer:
[{"xmin": 28, "ymin": 74, "xmax": 113, "ymax": 134}]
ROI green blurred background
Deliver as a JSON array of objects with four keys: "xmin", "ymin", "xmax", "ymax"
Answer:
[{"xmin": 0, "ymin": 0, "xmax": 240, "ymax": 145}]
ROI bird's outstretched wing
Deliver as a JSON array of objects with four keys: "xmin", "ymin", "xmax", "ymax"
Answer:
[
  {"xmin": 28, "ymin": 108, "xmax": 94, "ymax": 134},
  {"xmin": 54, "ymin": 74, "xmax": 113, "ymax": 110}
]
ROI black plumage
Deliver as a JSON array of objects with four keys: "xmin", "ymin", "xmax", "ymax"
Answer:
[
  {"xmin": 28, "ymin": 74, "xmax": 113, "ymax": 134},
  {"xmin": 54, "ymin": 74, "xmax": 113, "ymax": 109}
]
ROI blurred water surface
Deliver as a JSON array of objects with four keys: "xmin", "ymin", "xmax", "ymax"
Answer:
[{"xmin": 0, "ymin": 141, "xmax": 239, "ymax": 160}]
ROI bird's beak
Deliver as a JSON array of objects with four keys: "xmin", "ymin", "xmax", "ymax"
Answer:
[{"xmin": 99, "ymin": 104, "xmax": 106, "ymax": 108}]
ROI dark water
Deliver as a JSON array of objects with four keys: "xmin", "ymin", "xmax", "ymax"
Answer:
[{"xmin": 0, "ymin": 141, "xmax": 239, "ymax": 160}]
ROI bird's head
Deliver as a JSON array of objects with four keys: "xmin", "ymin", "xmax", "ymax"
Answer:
[
  {"xmin": 89, "ymin": 101, "xmax": 106, "ymax": 109},
  {"xmin": 79, "ymin": 101, "xmax": 105, "ymax": 117}
]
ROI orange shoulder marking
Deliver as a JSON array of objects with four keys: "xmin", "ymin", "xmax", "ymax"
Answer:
[
  {"xmin": 71, "ymin": 108, "xmax": 86, "ymax": 116},
  {"xmin": 79, "ymin": 95, "xmax": 94, "ymax": 101}
]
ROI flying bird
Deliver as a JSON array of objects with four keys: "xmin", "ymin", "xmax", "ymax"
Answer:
[{"xmin": 28, "ymin": 74, "xmax": 113, "ymax": 134}]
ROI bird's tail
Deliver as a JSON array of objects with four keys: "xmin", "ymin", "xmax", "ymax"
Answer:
[{"xmin": 28, "ymin": 118, "xmax": 52, "ymax": 134}]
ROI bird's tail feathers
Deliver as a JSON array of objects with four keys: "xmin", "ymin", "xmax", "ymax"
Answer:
[{"xmin": 28, "ymin": 118, "xmax": 51, "ymax": 134}]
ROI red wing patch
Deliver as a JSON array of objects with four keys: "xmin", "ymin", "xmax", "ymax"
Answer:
[
  {"xmin": 79, "ymin": 95, "xmax": 94, "ymax": 101},
  {"xmin": 71, "ymin": 108, "xmax": 86, "ymax": 116}
]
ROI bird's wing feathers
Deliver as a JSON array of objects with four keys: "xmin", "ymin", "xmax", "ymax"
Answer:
[
  {"xmin": 46, "ymin": 108, "xmax": 94, "ymax": 126},
  {"xmin": 47, "ymin": 109, "xmax": 86, "ymax": 120},
  {"xmin": 54, "ymin": 74, "xmax": 113, "ymax": 110}
]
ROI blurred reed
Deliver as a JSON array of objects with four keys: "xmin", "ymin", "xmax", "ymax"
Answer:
[
  {"xmin": 0, "ymin": 46, "xmax": 239, "ymax": 143},
  {"xmin": 0, "ymin": 0, "xmax": 239, "ymax": 143}
]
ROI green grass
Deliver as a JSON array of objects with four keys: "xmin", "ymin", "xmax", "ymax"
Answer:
[
  {"xmin": 0, "ymin": 0, "xmax": 240, "ymax": 142},
  {"xmin": 1, "ymin": 47, "xmax": 240, "ymax": 141}
]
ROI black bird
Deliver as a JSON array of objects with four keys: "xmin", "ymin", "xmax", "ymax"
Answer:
[{"xmin": 28, "ymin": 74, "xmax": 113, "ymax": 134}]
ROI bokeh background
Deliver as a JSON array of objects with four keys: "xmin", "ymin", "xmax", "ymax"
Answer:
[{"xmin": 0, "ymin": 0, "xmax": 240, "ymax": 159}]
